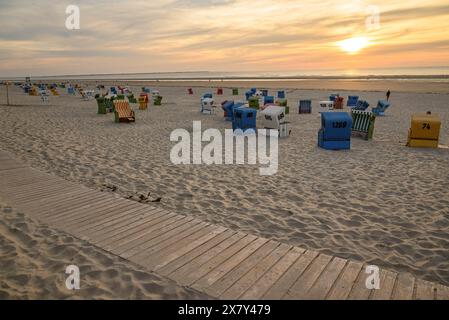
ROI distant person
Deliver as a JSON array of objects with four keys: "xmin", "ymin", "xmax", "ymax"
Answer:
[{"xmin": 386, "ymin": 89, "xmax": 391, "ymax": 101}]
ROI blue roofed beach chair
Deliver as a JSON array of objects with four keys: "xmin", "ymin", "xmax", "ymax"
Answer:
[
  {"xmin": 232, "ymin": 107, "xmax": 257, "ymax": 132},
  {"xmin": 318, "ymin": 112, "xmax": 352, "ymax": 150},
  {"xmin": 354, "ymin": 100, "xmax": 369, "ymax": 111},
  {"xmin": 372, "ymin": 100, "xmax": 390, "ymax": 116},
  {"xmin": 329, "ymin": 94, "xmax": 339, "ymax": 102},
  {"xmin": 351, "ymin": 110, "xmax": 376, "ymax": 140},
  {"xmin": 298, "ymin": 100, "xmax": 312, "ymax": 114},
  {"xmin": 347, "ymin": 95, "xmax": 359, "ymax": 107}
]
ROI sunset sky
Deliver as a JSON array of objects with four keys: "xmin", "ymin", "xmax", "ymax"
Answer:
[{"xmin": 1, "ymin": 0, "xmax": 449, "ymax": 76}]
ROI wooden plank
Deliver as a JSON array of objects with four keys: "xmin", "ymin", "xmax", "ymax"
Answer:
[
  {"xmin": 111, "ymin": 214, "xmax": 192, "ymax": 256},
  {"xmin": 83, "ymin": 207, "xmax": 165, "ymax": 241},
  {"xmin": 120, "ymin": 216, "xmax": 198, "ymax": 259},
  {"xmin": 436, "ymin": 284, "xmax": 449, "ymax": 300},
  {"xmin": 262, "ymin": 250, "xmax": 318, "ymax": 300},
  {"xmin": 171, "ymin": 233, "xmax": 252, "ymax": 286},
  {"xmin": 326, "ymin": 260, "xmax": 364, "ymax": 300},
  {"xmin": 158, "ymin": 229, "xmax": 236, "ymax": 277},
  {"xmin": 370, "ymin": 269, "xmax": 397, "ymax": 300},
  {"xmin": 95, "ymin": 209, "xmax": 176, "ymax": 247},
  {"xmin": 391, "ymin": 272, "xmax": 415, "ymax": 300},
  {"xmin": 129, "ymin": 221, "xmax": 209, "ymax": 265},
  {"xmin": 74, "ymin": 204, "xmax": 155, "ymax": 237},
  {"xmin": 72, "ymin": 201, "xmax": 151, "ymax": 233},
  {"xmin": 191, "ymin": 237, "xmax": 268, "ymax": 291},
  {"xmin": 415, "ymin": 279, "xmax": 436, "ymax": 300},
  {"xmin": 55, "ymin": 199, "xmax": 137, "ymax": 230},
  {"xmin": 47, "ymin": 197, "xmax": 124, "ymax": 226},
  {"xmin": 240, "ymin": 247, "xmax": 305, "ymax": 300},
  {"xmin": 346, "ymin": 264, "xmax": 373, "ymax": 300},
  {"xmin": 304, "ymin": 257, "xmax": 347, "ymax": 299},
  {"xmin": 220, "ymin": 243, "xmax": 292, "ymax": 299},
  {"xmin": 146, "ymin": 225, "xmax": 227, "ymax": 270},
  {"xmin": 17, "ymin": 189, "xmax": 94, "ymax": 213},
  {"xmin": 283, "ymin": 254, "xmax": 333, "ymax": 299},
  {"xmin": 2, "ymin": 180, "xmax": 69, "ymax": 200}
]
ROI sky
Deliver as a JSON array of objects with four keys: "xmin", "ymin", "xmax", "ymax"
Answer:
[{"xmin": 1, "ymin": 0, "xmax": 449, "ymax": 77}]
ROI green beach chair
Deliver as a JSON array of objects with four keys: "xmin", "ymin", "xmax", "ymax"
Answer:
[
  {"xmin": 153, "ymin": 95, "xmax": 162, "ymax": 106},
  {"xmin": 232, "ymin": 88, "xmax": 239, "ymax": 95},
  {"xmin": 116, "ymin": 94, "xmax": 125, "ymax": 100},
  {"xmin": 127, "ymin": 94, "xmax": 137, "ymax": 104},
  {"xmin": 248, "ymin": 96, "xmax": 259, "ymax": 109},
  {"xmin": 96, "ymin": 97, "xmax": 107, "ymax": 114},
  {"xmin": 351, "ymin": 110, "xmax": 376, "ymax": 140}
]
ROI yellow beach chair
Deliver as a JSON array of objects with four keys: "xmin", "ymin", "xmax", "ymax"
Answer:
[
  {"xmin": 407, "ymin": 113, "xmax": 441, "ymax": 148},
  {"xmin": 114, "ymin": 100, "xmax": 135, "ymax": 123}
]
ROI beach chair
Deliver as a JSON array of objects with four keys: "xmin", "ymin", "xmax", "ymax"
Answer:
[
  {"xmin": 67, "ymin": 87, "xmax": 75, "ymax": 95},
  {"xmin": 142, "ymin": 87, "xmax": 150, "ymax": 93},
  {"xmin": 188, "ymin": 88, "xmax": 193, "ymax": 95},
  {"xmin": 113, "ymin": 100, "xmax": 135, "ymax": 123},
  {"xmin": 50, "ymin": 88, "xmax": 59, "ymax": 96},
  {"xmin": 110, "ymin": 87, "xmax": 118, "ymax": 95},
  {"xmin": 260, "ymin": 105, "xmax": 290, "ymax": 138},
  {"xmin": 127, "ymin": 94, "xmax": 137, "ymax": 104},
  {"xmin": 276, "ymin": 98, "xmax": 288, "ymax": 113},
  {"xmin": 329, "ymin": 94, "xmax": 339, "ymax": 102},
  {"xmin": 232, "ymin": 88, "xmax": 239, "ymax": 95},
  {"xmin": 354, "ymin": 100, "xmax": 369, "ymax": 111},
  {"xmin": 40, "ymin": 90, "xmax": 49, "ymax": 102},
  {"xmin": 372, "ymin": 100, "xmax": 390, "ymax": 116},
  {"xmin": 277, "ymin": 91, "xmax": 286, "ymax": 99},
  {"xmin": 245, "ymin": 90, "xmax": 254, "ymax": 100},
  {"xmin": 406, "ymin": 113, "xmax": 441, "ymax": 148},
  {"xmin": 232, "ymin": 107, "xmax": 257, "ymax": 132},
  {"xmin": 264, "ymin": 96, "xmax": 274, "ymax": 105},
  {"xmin": 261, "ymin": 89, "xmax": 268, "ymax": 97},
  {"xmin": 347, "ymin": 95, "xmax": 359, "ymax": 107},
  {"xmin": 318, "ymin": 112, "xmax": 352, "ymax": 150},
  {"xmin": 248, "ymin": 96, "xmax": 259, "ymax": 109},
  {"xmin": 201, "ymin": 98, "xmax": 216, "ymax": 114},
  {"xmin": 222, "ymin": 100, "xmax": 234, "ymax": 120},
  {"xmin": 217, "ymin": 88, "xmax": 223, "ymax": 95},
  {"xmin": 153, "ymin": 95, "xmax": 162, "ymax": 106},
  {"xmin": 29, "ymin": 87, "xmax": 38, "ymax": 96},
  {"xmin": 351, "ymin": 110, "xmax": 376, "ymax": 140},
  {"xmin": 334, "ymin": 96, "xmax": 344, "ymax": 109},
  {"xmin": 298, "ymin": 100, "xmax": 312, "ymax": 114},
  {"xmin": 96, "ymin": 97, "xmax": 107, "ymax": 114}
]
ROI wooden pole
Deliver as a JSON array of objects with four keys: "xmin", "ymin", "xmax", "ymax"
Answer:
[{"xmin": 6, "ymin": 82, "xmax": 10, "ymax": 106}]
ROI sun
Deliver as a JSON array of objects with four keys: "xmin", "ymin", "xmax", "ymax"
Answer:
[{"xmin": 337, "ymin": 37, "xmax": 369, "ymax": 54}]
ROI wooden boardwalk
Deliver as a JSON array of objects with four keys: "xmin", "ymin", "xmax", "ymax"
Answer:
[{"xmin": 0, "ymin": 150, "xmax": 448, "ymax": 300}]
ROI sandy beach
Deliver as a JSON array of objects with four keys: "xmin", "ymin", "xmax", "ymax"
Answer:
[{"xmin": 0, "ymin": 80, "xmax": 448, "ymax": 295}]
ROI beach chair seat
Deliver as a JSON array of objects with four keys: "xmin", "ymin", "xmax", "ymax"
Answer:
[
  {"xmin": 318, "ymin": 112, "xmax": 352, "ymax": 150},
  {"xmin": 298, "ymin": 100, "xmax": 312, "ymax": 114},
  {"xmin": 407, "ymin": 113, "xmax": 441, "ymax": 148},
  {"xmin": 277, "ymin": 90, "xmax": 286, "ymax": 99},
  {"xmin": 232, "ymin": 88, "xmax": 238, "ymax": 95},
  {"xmin": 261, "ymin": 89, "xmax": 268, "ymax": 97},
  {"xmin": 351, "ymin": 110, "xmax": 376, "ymax": 140},
  {"xmin": 114, "ymin": 100, "xmax": 135, "ymax": 123},
  {"xmin": 329, "ymin": 94, "xmax": 339, "ymax": 102},
  {"xmin": 354, "ymin": 100, "xmax": 369, "ymax": 111},
  {"xmin": 347, "ymin": 95, "xmax": 359, "ymax": 107},
  {"xmin": 188, "ymin": 88, "xmax": 193, "ymax": 95},
  {"xmin": 217, "ymin": 88, "xmax": 223, "ymax": 95},
  {"xmin": 372, "ymin": 100, "xmax": 390, "ymax": 116}
]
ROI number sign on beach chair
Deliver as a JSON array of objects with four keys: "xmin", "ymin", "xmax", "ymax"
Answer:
[
  {"xmin": 113, "ymin": 100, "xmax": 135, "ymax": 123},
  {"xmin": 407, "ymin": 113, "xmax": 441, "ymax": 148},
  {"xmin": 298, "ymin": 100, "xmax": 312, "ymax": 114},
  {"xmin": 351, "ymin": 110, "xmax": 376, "ymax": 140},
  {"xmin": 372, "ymin": 100, "xmax": 390, "ymax": 116},
  {"xmin": 318, "ymin": 112, "xmax": 352, "ymax": 150}
]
